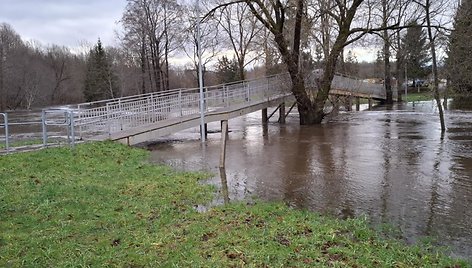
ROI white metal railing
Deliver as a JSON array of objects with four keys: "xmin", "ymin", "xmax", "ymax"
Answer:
[
  {"xmin": 0, "ymin": 109, "xmax": 78, "ymax": 154},
  {"xmin": 0, "ymin": 113, "xmax": 9, "ymax": 152},
  {"xmin": 73, "ymin": 74, "xmax": 291, "ymax": 139},
  {"xmin": 0, "ymin": 73, "xmax": 390, "ymax": 153},
  {"xmin": 56, "ymin": 72, "xmax": 387, "ymax": 140},
  {"xmin": 304, "ymin": 73, "xmax": 388, "ymax": 98}
]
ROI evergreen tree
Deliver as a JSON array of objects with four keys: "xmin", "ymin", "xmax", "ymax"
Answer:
[
  {"xmin": 215, "ymin": 56, "xmax": 240, "ymax": 84},
  {"xmin": 402, "ymin": 21, "xmax": 430, "ymax": 84},
  {"xmin": 344, "ymin": 50, "xmax": 359, "ymax": 76},
  {"xmin": 447, "ymin": 0, "xmax": 472, "ymax": 96},
  {"xmin": 83, "ymin": 39, "xmax": 119, "ymax": 102}
]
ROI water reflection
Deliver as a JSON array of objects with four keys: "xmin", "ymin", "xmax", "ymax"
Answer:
[{"xmin": 149, "ymin": 102, "xmax": 472, "ymax": 259}]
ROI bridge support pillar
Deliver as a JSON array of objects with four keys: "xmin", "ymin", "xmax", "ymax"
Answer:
[
  {"xmin": 347, "ymin": 96, "xmax": 353, "ymax": 111},
  {"xmin": 220, "ymin": 120, "xmax": 228, "ymax": 169},
  {"xmin": 356, "ymin": 97, "xmax": 360, "ymax": 111},
  {"xmin": 278, "ymin": 103, "xmax": 286, "ymax": 124},
  {"xmin": 368, "ymin": 98, "xmax": 373, "ymax": 110},
  {"xmin": 262, "ymin": 108, "xmax": 268, "ymax": 123}
]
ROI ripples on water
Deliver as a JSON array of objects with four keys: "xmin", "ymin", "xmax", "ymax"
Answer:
[{"xmin": 148, "ymin": 101, "xmax": 472, "ymax": 259}]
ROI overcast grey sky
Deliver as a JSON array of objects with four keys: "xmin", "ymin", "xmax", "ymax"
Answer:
[
  {"xmin": 0, "ymin": 0, "xmax": 127, "ymax": 48},
  {"xmin": 0, "ymin": 0, "xmax": 379, "ymax": 62}
]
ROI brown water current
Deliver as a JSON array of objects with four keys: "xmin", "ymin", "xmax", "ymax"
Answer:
[{"xmin": 148, "ymin": 101, "xmax": 472, "ymax": 260}]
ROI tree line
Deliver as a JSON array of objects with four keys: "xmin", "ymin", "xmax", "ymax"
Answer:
[{"xmin": 1, "ymin": 0, "xmax": 470, "ymax": 126}]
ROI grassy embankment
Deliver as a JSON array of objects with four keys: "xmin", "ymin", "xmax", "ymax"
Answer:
[
  {"xmin": 0, "ymin": 142, "xmax": 469, "ymax": 267},
  {"xmin": 404, "ymin": 90, "xmax": 435, "ymax": 102}
]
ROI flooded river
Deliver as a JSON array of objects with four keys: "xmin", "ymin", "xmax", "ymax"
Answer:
[{"xmin": 148, "ymin": 101, "xmax": 472, "ymax": 260}]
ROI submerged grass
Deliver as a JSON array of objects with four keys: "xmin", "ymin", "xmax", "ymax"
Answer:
[{"xmin": 0, "ymin": 142, "xmax": 468, "ymax": 267}]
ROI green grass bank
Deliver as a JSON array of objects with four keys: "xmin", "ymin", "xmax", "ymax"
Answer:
[
  {"xmin": 0, "ymin": 142, "xmax": 468, "ymax": 267},
  {"xmin": 403, "ymin": 91, "xmax": 435, "ymax": 102}
]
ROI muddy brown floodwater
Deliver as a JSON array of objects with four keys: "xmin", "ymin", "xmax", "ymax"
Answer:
[{"xmin": 148, "ymin": 100, "xmax": 472, "ymax": 260}]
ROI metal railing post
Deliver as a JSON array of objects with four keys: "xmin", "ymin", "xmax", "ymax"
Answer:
[
  {"xmin": 77, "ymin": 104, "xmax": 83, "ymax": 140},
  {"xmin": 0, "ymin": 113, "xmax": 9, "ymax": 153},
  {"xmin": 106, "ymin": 103, "xmax": 111, "ymax": 138},
  {"xmin": 118, "ymin": 99, "xmax": 124, "ymax": 130},
  {"xmin": 246, "ymin": 82, "xmax": 250, "ymax": 102},
  {"xmin": 150, "ymin": 94, "xmax": 155, "ymax": 122},
  {"xmin": 146, "ymin": 97, "xmax": 151, "ymax": 124},
  {"xmin": 204, "ymin": 87, "xmax": 208, "ymax": 112},
  {"xmin": 266, "ymin": 77, "xmax": 270, "ymax": 101},
  {"xmin": 70, "ymin": 110, "xmax": 75, "ymax": 149},
  {"xmin": 178, "ymin": 89, "xmax": 183, "ymax": 117},
  {"xmin": 42, "ymin": 109, "xmax": 47, "ymax": 147},
  {"xmin": 65, "ymin": 110, "xmax": 71, "ymax": 144},
  {"xmin": 224, "ymin": 85, "xmax": 228, "ymax": 107},
  {"xmin": 4, "ymin": 113, "xmax": 8, "ymax": 153}
]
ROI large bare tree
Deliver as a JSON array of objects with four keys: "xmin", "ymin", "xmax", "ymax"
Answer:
[
  {"xmin": 415, "ymin": 0, "xmax": 453, "ymax": 132},
  {"xmin": 0, "ymin": 23, "xmax": 23, "ymax": 110},
  {"xmin": 182, "ymin": 1, "xmax": 221, "ymax": 87},
  {"xmin": 46, "ymin": 45, "xmax": 71, "ymax": 104},
  {"xmin": 121, "ymin": 0, "xmax": 183, "ymax": 92},
  {"xmin": 241, "ymin": 0, "xmax": 378, "ymax": 124},
  {"xmin": 214, "ymin": 1, "xmax": 263, "ymax": 80}
]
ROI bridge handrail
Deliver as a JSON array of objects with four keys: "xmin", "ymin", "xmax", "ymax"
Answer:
[
  {"xmin": 72, "ymin": 74, "xmax": 292, "ymax": 138},
  {"xmin": 61, "ymin": 72, "xmax": 389, "ymax": 140}
]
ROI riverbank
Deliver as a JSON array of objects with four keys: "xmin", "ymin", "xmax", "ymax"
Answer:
[
  {"xmin": 0, "ymin": 142, "xmax": 468, "ymax": 267},
  {"xmin": 403, "ymin": 91, "xmax": 435, "ymax": 102}
]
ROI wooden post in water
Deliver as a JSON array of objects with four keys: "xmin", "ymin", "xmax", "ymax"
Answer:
[
  {"xmin": 356, "ymin": 97, "xmax": 360, "ymax": 111},
  {"xmin": 219, "ymin": 120, "xmax": 228, "ymax": 168},
  {"xmin": 219, "ymin": 167, "xmax": 230, "ymax": 204},
  {"xmin": 262, "ymin": 108, "xmax": 268, "ymax": 123},
  {"xmin": 368, "ymin": 98, "xmax": 373, "ymax": 110},
  {"xmin": 278, "ymin": 102, "xmax": 286, "ymax": 123}
]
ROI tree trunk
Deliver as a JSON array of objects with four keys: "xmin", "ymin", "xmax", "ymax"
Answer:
[
  {"xmin": 395, "ymin": 31, "xmax": 404, "ymax": 102},
  {"xmin": 321, "ymin": 0, "xmax": 331, "ymax": 60},
  {"xmin": 149, "ymin": 37, "xmax": 161, "ymax": 91},
  {"xmin": 382, "ymin": 0, "xmax": 393, "ymax": 104},
  {"xmin": 50, "ymin": 61, "xmax": 67, "ymax": 104},
  {"xmin": 0, "ymin": 47, "xmax": 5, "ymax": 111},
  {"xmin": 290, "ymin": 0, "xmax": 324, "ymax": 124},
  {"xmin": 140, "ymin": 34, "xmax": 146, "ymax": 94},
  {"xmin": 383, "ymin": 29, "xmax": 393, "ymax": 104},
  {"xmin": 146, "ymin": 53, "xmax": 154, "ymax": 92},
  {"xmin": 291, "ymin": 72, "xmax": 325, "ymax": 124},
  {"xmin": 425, "ymin": 0, "xmax": 445, "ymax": 132},
  {"xmin": 298, "ymin": 104, "xmax": 325, "ymax": 124},
  {"xmin": 238, "ymin": 58, "xmax": 245, "ymax": 81},
  {"xmin": 164, "ymin": 1, "xmax": 170, "ymax": 91}
]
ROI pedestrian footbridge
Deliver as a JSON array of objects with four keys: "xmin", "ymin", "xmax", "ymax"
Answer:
[
  {"xmin": 0, "ymin": 73, "xmax": 394, "ymax": 151},
  {"xmin": 70, "ymin": 73, "xmax": 392, "ymax": 145}
]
